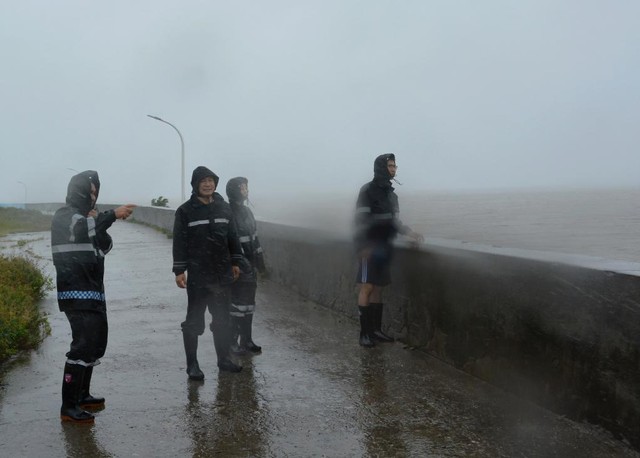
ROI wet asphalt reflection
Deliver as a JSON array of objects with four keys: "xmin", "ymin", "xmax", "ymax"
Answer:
[{"xmin": 0, "ymin": 224, "xmax": 637, "ymax": 457}]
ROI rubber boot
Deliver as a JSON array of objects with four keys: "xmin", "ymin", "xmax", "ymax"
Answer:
[
  {"xmin": 239, "ymin": 314, "xmax": 262, "ymax": 353},
  {"xmin": 230, "ymin": 316, "xmax": 247, "ymax": 355},
  {"xmin": 358, "ymin": 306, "xmax": 375, "ymax": 348},
  {"xmin": 212, "ymin": 326, "xmax": 242, "ymax": 372},
  {"xmin": 79, "ymin": 366, "xmax": 105, "ymax": 410},
  {"xmin": 217, "ymin": 357, "xmax": 243, "ymax": 372},
  {"xmin": 183, "ymin": 331, "xmax": 205, "ymax": 380},
  {"xmin": 60, "ymin": 363, "xmax": 95, "ymax": 423},
  {"xmin": 370, "ymin": 302, "xmax": 394, "ymax": 343}
]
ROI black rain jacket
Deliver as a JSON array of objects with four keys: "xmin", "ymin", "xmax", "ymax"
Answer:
[
  {"xmin": 354, "ymin": 153, "xmax": 410, "ymax": 252},
  {"xmin": 226, "ymin": 177, "xmax": 266, "ymax": 276},
  {"xmin": 51, "ymin": 170, "xmax": 117, "ymax": 312},
  {"xmin": 172, "ymin": 166, "xmax": 243, "ymax": 286}
]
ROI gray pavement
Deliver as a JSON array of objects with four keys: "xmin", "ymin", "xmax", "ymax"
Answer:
[{"xmin": 0, "ymin": 222, "xmax": 637, "ymax": 457}]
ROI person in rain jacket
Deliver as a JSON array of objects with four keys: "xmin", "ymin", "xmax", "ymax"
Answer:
[
  {"xmin": 173, "ymin": 166, "xmax": 244, "ymax": 377},
  {"xmin": 226, "ymin": 177, "xmax": 266, "ymax": 354},
  {"xmin": 51, "ymin": 170, "xmax": 135, "ymax": 423},
  {"xmin": 354, "ymin": 153, "xmax": 423, "ymax": 347}
]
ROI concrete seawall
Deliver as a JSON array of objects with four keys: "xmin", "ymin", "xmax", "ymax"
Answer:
[{"xmin": 27, "ymin": 203, "xmax": 640, "ymax": 447}]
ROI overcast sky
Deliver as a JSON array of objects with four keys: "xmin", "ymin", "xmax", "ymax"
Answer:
[{"xmin": 1, "ymin": 1, "xmax": 639, "ymax": 206}]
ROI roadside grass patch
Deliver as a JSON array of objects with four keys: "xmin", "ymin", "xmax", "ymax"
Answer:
[
  {"xmin": 0, "ymin": 207, "xmax": 51, "ymax": 237},
  {"xmin": 0, "ymin": 255, "xmax": 52, "ymax": 363}
]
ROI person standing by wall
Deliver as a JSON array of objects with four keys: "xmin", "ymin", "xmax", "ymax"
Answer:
[
  {"xmin": 225, "ymin": 177, "xmax": 266, "ymax": 354},
  {"xmin": 354, "ymin": 153, "xmax": 424, "ymax": 347},
  {"xmin": 52, "ymin": 170, "xmax": 135, "ymax": 423},
  {"xmin": 173, "ymin": 166, "xmax": 244, "ymax": 378}
]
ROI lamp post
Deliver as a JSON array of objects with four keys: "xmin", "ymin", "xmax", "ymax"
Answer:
[
  {"xmin": 147, "ymin": 114, "xmax": 186, "ymax": 203},
  {"xmin": 17, "ymin": 181, "xmax": 27, "ymax": 207}
]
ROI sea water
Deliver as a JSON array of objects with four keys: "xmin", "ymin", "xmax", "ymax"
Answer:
[{"xmin": 254, "ymin": 187, "xmax": 640, "ymax": 263}]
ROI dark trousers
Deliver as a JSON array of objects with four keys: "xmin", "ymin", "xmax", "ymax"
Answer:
[
  {"xmin": 182, "ymin": 283, "xmax": 232, "ymax": 335},
  {"xmin": 230, "ymin": 280, "xmax": 257, "ymax": 317},
  {"xmin": 64, "ymin": 310, "xmax": 108, "ymax": 365},
  {"xmin": 182, "ymin": 283, "xmax": 233, "ymax": 361}
]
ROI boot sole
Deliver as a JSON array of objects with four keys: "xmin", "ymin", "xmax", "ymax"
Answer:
[
  {"xmin": 79, "ymin": 402, "xmax": 105, "ymax": 410},
  {"xmin": 61, "ymin": 415, "xmax": 95, "ymax": 424}
]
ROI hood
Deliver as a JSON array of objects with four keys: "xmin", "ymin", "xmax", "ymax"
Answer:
[
  {"xmin": 66, "ymin": 170, "xmax": 100, "ymax": 215},
  {"xmin": 190, "ymin": 166, "xmax": 219, "ymax": 195},
  {"xmin": 225, "ymin": 177, "xmax": 248, "ymax": 204},
  {"xmin": 373, "ymin": 153, "xmax": 396, "ymax": 181}
]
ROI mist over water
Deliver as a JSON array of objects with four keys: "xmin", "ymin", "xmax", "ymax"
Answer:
[{"xmin": 251, "ymin": 187, "xmax": 640, "ymax": 263}]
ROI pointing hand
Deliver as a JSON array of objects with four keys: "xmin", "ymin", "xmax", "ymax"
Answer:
[{"xmin": 115, "ymin": 204, "xmax": 137, "ymax": 220}]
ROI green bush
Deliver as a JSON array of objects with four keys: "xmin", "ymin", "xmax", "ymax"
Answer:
[{"xmin": 0, "ymin": 255, "xmax": 52, "ymax": 362}]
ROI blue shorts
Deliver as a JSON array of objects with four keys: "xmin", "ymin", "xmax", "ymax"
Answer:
[{"xmin": 356, "ymin": 244, "xmax": 393, "ymax": 286}]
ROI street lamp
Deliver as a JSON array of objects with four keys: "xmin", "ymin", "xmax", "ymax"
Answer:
[
  {"xmin": 147, "ymin": 114, "xmax": 186, "ymax": 203},
  {"xmin": 17, "ymin": 181, "xmax": 27, "ymax": 207}
]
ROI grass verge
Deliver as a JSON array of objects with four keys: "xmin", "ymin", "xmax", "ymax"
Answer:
[
  {"xmin": 0, "ymin": 255, "xmax": 52, "ymax": 363},
  {"xmin": 0, "ymin": 219, "xmax": 53, "ymax": 362},
  {"xmin": 0, "ymin": 207, "xmax": 52, "ymax": 237}
]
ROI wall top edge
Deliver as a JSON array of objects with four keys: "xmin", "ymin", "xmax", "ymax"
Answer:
[{"xmin": 24, "ymin": 203, "xmax": 640, "ymax": 278}]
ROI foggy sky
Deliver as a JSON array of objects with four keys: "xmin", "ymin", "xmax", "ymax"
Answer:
[{"xmin": 1, "ymin": 1, "xmax": 639, "ymax": 206}]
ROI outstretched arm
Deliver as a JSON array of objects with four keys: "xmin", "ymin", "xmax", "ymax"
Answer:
[{"xmin": 397, "ymin": 219, "xmax": 424, "ymax": 244}]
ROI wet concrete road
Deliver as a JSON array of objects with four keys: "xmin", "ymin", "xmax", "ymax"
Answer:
[{"xmin": 0, "ymin": 223, "xmax": 637, "ymax": 457}]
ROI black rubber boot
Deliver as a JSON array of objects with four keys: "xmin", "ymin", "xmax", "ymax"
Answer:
[
  {"xmin": 60, "ymin": 363, "xmax": 95, "ymax": 423},
  {"xmin": 358, "ymin": 306, "xmax": 375, "ymax": 348},
  {"xmin": 370, "ymin": 302, "xmax": 394, "ymax": 343},
  {"xmin": 230, "ymin": 316, "xmax": 247, "ymax": 355},
  {"xmin": 183, "ymin": 331, "xmax": 205, "ymax": 381},
  {"xmin": 79, "ymin": 366, "xmax": 105, "ymax": 410},
  {"xmin": 217, "ymin": 357, "xmax": 243, "ymax": 373},
  {"xmin": 239, "ymin": 314, "xmax": 262, "ymax": 353},
  {"xmin": 212, "ymin": 327, "xmax": 242, "ymax": 373}
]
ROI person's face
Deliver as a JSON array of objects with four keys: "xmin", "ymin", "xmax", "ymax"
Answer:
[
  {"xmin": 198, "ymin": 176, "xmax": 216, "ymax": 198},
  {"xmin": 239, "ymin": 182, "xmax": 249, "ymax": 199},
  {"xmin": 387, "ymin": 160, "xmax": 397, "ymax": 178},
  {"xmin": 90, "ymin": 183, "xmax": 97, "ymax": 208}
]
